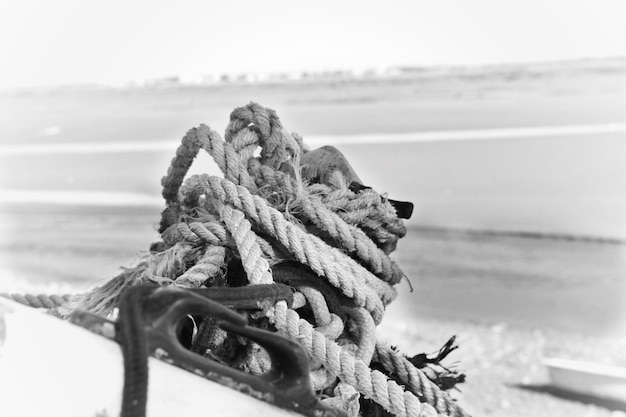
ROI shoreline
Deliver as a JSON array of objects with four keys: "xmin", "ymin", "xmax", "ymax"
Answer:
[
  {"xmin": 410, "ymin": 225, "xmax": 626, "ymax": 245},
  {"xmin": 1, "ymin": 200, "xmax": 626, "ymax": 246}
]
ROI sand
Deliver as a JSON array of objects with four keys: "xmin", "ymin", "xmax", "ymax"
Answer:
[{"xmin": 378, "ymin": 318, "xmax": 626, "ymax": 417}]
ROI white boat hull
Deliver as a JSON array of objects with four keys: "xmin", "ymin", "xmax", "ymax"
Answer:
[
  {"xmin": 0, "ymin": 297, "xmax": 301, "ymax": 417},
  {"xmin": 543, "ymin": 357, "xmax": 626, "ymax": 403}
]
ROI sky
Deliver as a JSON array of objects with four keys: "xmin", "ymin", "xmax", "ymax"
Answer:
[{"xmin": 1, "ymin": 0, "xmax": 626, "ymax": 88}]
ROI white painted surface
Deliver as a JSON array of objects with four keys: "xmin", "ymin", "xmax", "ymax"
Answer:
[
  {"xmin": 0, "ymin": 298, "xmax": 298, "ymax": 417},
  {"xmin": 543, "ymin": 357, "xmax": 626, "ymax": 401}
]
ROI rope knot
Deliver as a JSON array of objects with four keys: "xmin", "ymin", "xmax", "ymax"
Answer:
[{"xmin": 226, "ymin": 102, "xmax": 300, "ymax": 170}]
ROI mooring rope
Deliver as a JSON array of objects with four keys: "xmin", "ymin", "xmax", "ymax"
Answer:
[
  {"xmin": 268, "ymin": 300, "xmax": 442, "ymax": 417},
  {"xmin": 0, "ymin": 293, "xmax": 75, "ymax": 309},
  {"xmin": 16, "ymin": 102, "xmax": 469, "ymax": 417}
]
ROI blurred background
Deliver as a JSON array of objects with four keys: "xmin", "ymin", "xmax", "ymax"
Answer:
[{"xmin": 1, "ymin": 1, "xmax": 626, "ymax": 415}]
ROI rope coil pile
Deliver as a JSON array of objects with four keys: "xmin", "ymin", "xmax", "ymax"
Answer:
[{"xmin": 8, "ymin": 102, "xmax": 469, "ymax": 417}]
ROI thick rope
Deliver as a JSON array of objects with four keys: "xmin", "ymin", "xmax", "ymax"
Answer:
[
  {"xmin": 373, "ymin": 343, "xmax": 470, "ymax": 417},
  {"xmin": 161, "ymin": 124, "xmax": 256, "ymax": 204},
  {"xmin": 247, "ymin": 159, "xmax": 404, "ymax": 284},
  {"xmin": 344, "ymin": 307, "xmax": 377, "ymax": 364},
  {"xmin": 0, "ymin": 293, "xmax": 75, "ymax": 309},
  {"xmin": 58, "ymin": 102, "xmax": 468, "ymax": 417},
  {"xmin": 174, "ymin": 246, "xmax": 227, "ymax": 288},
  {"xmin": 268, "ymin": 301, "xmax": 439, "ymax": 417},
  {"xmin": 181, "ymin": 175, "xmax": 393, "ymax": 321},
  {"xmin": 217, "ymin": 202, "xmax": 273, "ymax": 285},
  {"xmin": 322, "ymin": 383, "xmax": 361, "ymax": 417}
]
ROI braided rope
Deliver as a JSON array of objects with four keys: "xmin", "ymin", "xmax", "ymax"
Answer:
[
  {"xmin": 321, "ymin": 383, "xmax": 361, "ymax": 417},
  {"xmin": 299, "ymin": 288, "xmax": 345, "ymax": 340},
  {"xmin": 345, "ymin": 307, "xmax": 377, "ymax": 364},
  {"xmin": 374, "ymin": 343, "xmax": 470, "ymax": 417},
  {"xmin": 247, "ymin": 159, "xmax": 404, "ymax": 284},
  {"xmin": 320, "ymin": 188, "xmax": 406, "ymax": 253},
  {"xmin": 60, "ymin": 102, "xmax": 469, "ymax": 417},
  {"xmin": 217, "ymin": 202, "xmax": 272, "ymax": 285},
  {"xmin": 225, "ymin": 102, "xmax": 300, "ymax": 169},
  {"xmin": 175, "ymin": 246, "xmax": 227, "ymax": 288},
  {"xmin": 172, "ymin": 221, "xmax": 279, "ymax": 261},
  {"xmin": 162, "ymin": 124, "xmax": 256, "ymax": 203},
  {"xmin": 268, "ymin": 301, "xmax": 440, "ymax": 417},
  {"xmin": 299, "ymin": 287, "xmax": 333, "ymax": 326},
  {"xmin": 1, "ymin": 293, "xmax": 75, "ymax": 309},
  {"xmin": 181, "ymin": 174, "xmax": 393, "ymax": 321}
]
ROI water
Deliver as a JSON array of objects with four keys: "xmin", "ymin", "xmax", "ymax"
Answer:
[
  {"xmin": 0, "ymin": 205, "xmax": 624, "ymax": 337},
  {"xmin": 388, "ymin": 229, "xmax": 626, "ymax": 338},
  {"xmin": 2, "ymin": 133, "xmax": 626, "ymax": 239}
]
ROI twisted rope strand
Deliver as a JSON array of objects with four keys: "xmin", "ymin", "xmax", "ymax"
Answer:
[
  {"xmin": 374, "ymin": 342, "xmax": 470, "ymax": 417},
  {"xmin": 1, "ymin": 293, "xmax": 75, "ymax": 309},
  {"xmin": 248, "ymin": 160, "xmax": 404, "ymax": 284},
  {"xmin": 174, "ymin": 246, "xmax": 227, "ymax": 288},
  {"xmin": 345, "ymin": 307, "xmax": 378, "ymax": 364},
  {"xmin": 217, "ymin": 202, "xmax": 273, "ymax": 285},
  {"xmin": 225, "ymin": 103, "xmax": 298, "ymax": 169},
  {"xmin": 181, "ymin": 175, "xmax": 392, "ymax": 322},
  {"xmin": 269, "ymin": 301, "xmax": 442, "ymax": 417}
]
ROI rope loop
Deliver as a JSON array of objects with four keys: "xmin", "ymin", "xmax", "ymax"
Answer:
[{"xmin": 225, "ymin": 102, "xmax": 300, "ymax": 169}]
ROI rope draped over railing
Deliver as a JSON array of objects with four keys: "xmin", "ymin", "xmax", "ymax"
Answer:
[{"xmin": 18, "ymin": 102, "xmax": 469, "ymax": 417}]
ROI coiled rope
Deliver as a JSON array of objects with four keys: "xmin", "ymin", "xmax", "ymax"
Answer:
[{"xmin": 17, "ymin": 102, "xmax": 469, "ymax": 417}]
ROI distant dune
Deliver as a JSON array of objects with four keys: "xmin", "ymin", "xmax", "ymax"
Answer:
[{"xmin": 2, "ymin": 55, "xmax": 625, "ymax": 94}]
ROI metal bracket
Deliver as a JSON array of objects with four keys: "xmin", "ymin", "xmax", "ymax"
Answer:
[{"xmin": 70, "ymin": 285, "xmax": 345, "ymax": 417}]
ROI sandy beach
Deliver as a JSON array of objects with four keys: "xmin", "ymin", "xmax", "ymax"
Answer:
[
  {"xmin": 378, "ymin": 317, "xmax": 626, "ymax": 416},
  {"xmin": 1, "ymin": 59, "xmax": 626, "ymax": 415}
]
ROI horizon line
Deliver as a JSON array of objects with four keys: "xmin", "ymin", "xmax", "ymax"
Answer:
[{"xmin": 1, "ymin": 55, "xmax": 625, "ymax": 92}]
